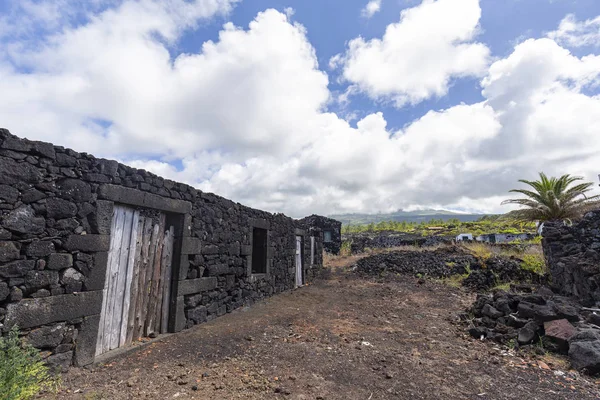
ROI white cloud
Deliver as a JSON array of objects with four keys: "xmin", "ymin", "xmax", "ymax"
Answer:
[
  {"xmin": 284, "ymin": 7, "xmax": 295, "ymax": 18},
  {"xmin": 0, "ymin": 1, "xmax": 325, "ymax": 160},
  {"xmin": 332, "ymin": 0, "xmax": 490, "ymax": 107},
  {"xmin": 548, "ymin": 13, "xmax": 600, "ymax": 48},
  {"xmin": 1, "ymin": 2, "xmax": 600, "ymax": 218},
  {"xmin": 361, "ymin": 0, "xmax": 382, "ymax": 18}
]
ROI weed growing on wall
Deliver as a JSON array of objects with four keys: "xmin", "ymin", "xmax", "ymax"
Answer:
[{"xmin": 0, "ymin": 327, "xmax": 59, "ymax": 400}]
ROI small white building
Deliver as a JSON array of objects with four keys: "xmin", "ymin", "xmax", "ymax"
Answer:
[{"xmin": 456, "ymin": 233, "xmax": 473, "ymax": 241}]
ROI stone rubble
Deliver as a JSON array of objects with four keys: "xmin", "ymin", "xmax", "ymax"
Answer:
[{"xmin": 467, "ymin": 287, "xmax": 600, "ymax": 374}]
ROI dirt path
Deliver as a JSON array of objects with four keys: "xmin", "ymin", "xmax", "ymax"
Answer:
[{"xmin": 47, "ymin": 257, "xmax": 600, "ymax": 399}]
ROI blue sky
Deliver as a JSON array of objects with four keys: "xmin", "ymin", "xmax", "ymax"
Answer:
[
  {"xmin": 175, "ymin": 0, "xmax": 600, "ymax": 130},
  {"xmin": 0, "ymin": 0, "xmax": 599, "ymax": 217}
]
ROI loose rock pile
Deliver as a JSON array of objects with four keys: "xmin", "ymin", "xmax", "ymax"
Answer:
[
  {"xmin": 354, "ymin": 247, "xmax": 546, "ymax": 291},
  {"xmin": 468, "ymin": 289, "xmax": 600, "ymax": 374}
]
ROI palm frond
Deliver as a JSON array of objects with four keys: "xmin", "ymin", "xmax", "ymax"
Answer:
[{"xmin": 503, "ymin": 172, "xmax": 600, "ymax": 223}]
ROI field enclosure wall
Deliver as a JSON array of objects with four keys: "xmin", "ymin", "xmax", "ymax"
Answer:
[{"xmin": 542, "ymin": 210, "xmax": 600, "ymax": 306}]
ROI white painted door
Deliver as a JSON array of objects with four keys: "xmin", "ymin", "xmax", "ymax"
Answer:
[{"xmin": 295, "ymin": 236, "xmax": 303, "ymax": 287}]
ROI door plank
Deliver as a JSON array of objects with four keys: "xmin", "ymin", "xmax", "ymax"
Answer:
[
  {"xmin": 145, "ymin": 213, "xmax": 166, "ymax": 336},
  {"xmin": 95, "ymin": 205, "xmax": 120, "ymax": 356},
  {"xmin": 125, "ymin": 215, "xmax": 144, "ymax": 344},
  {"xmin": 160, "ymin": 226, "xmax": 174, "ymax": 334},
  {"xmin": 108, "ymin": 207, "xmax": 134, "ymax": 351},
  {"xmin": 132, "ymin": 216, "xmax": 152, "ymax": 341},
  {"xmin": 141, "ymin": 219, "xmax": 160, "ymax": 337},
  {"xmin": 154, "ymin": 228, "xmax": 169, "ymax": 333},
  {"xmin": 120, "ymin": 210, "xmax": 140, "ymax": 346},
  {"xmin": 101, "ymin": 206, "xmax": 127, "ymax": 354}
]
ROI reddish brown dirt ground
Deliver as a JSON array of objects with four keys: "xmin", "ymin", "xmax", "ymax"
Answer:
[{"xmin": 45, "ymin": 255, "xmax": 600, "ymax": 399}]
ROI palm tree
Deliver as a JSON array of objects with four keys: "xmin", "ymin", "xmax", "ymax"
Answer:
[{"xmin": 502, "ymin": 172, "xmax": 600, "ymax": 222}]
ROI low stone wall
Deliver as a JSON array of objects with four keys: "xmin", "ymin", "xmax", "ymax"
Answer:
[
  {"xmin": 542, "ymin": 211, "xmax": 600, "ymax": 306},
  {"xmin": 353, "ymin": 246, "xmax": 545, "ymax": 291},
  {"xmin": 0, "ymin": 128, "xmax": 331, "ymax": 368}
]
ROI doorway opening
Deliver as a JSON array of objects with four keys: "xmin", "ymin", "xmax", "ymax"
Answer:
[
  {"xmin": 252, "ymin": 227, "xmax": 268, "ymax": 274},
  {"xmin": 96, "ymin": 205, "xmax": 178, "ymax": 356},
  {"xmin": 295, "ymin": 235, "xmax": 303, "ymax": 287}
]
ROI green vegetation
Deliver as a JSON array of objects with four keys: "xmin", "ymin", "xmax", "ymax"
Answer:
[
  {"xmin": 440, "ymin": 273, "xmax": 468, "ymax": 288},
  {"xmin": 342, "ymin": 215, "xmax": 537, "ymax": 237},
  {"xmin": 340, "ymin": 240, "xmax": 352, "ymax": 257},
  {"xmin": 492, "ymin": 282, "xmax": 513, "ymax": 292},
  {"xmin": 461, "ymin": 241, "xmax": 547, "ymax": 276},
  {"xmin": 520, "ymin": 253, "xmax": 546, "ymax": 275},
  {"xmin": 330, "ymin": 209, "xmax": 483, "ymax": 226},
  {"xmin": 507, "ymin": 338, "xmax": 517, "ymax": 350},
  {"xmin": 463, "ymin": 242, "xmax": 493, "ymax": 263},
  {"xmin": 502, "ymin": 172, "xmax": 600, "ymax": 223},
  {"xmin": 0, "ymin": 327, "xmax": 59, "ymax": 400}
]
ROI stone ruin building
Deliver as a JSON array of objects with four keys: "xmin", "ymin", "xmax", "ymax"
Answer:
[
  {"xmin": 0, "ymin": 128, "xmax": 339, "ymax": 369},
  {"xmin": 299, "ymin": 215, "xmax": 342, "ymax": 255}
]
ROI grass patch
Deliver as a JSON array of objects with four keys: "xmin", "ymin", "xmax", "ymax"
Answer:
[
  {"xmin": 440, "ymin": 274, "xmax": 467, "ymax": 288},
  {"xmin": 462, "ymin": 242, "xmax": 493, "ymax": 262},
  {"xmin": 439, "ymin": 263, "xmax": 472, "ymax": 288},
  {"xmin": 492, "ymin": 282, "xmax": 513, "ymax": 291}
]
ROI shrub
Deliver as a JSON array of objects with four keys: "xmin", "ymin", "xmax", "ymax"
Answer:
[
  {"xmin": 340, "ymin": 240, "xmax": 352, "ymax": 257},
  {"xmin": 520, "ymin": 253, "xmax": 546, "ymax": 275},
  {"xmin": 0, "ymin": 326, "xmax": 59, "ymax": 400}
]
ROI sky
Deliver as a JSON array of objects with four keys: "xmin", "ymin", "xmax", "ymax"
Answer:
[{"xmin": 0, "ymin": 0, "xmax": 599, "ymax": 218}]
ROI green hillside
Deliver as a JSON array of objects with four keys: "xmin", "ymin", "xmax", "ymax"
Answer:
[{"xmin": 329, "ymin": 209, "xmax": 487, "ymax": 225}]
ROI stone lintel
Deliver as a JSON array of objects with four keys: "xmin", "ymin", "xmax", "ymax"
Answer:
[{"xmin": 98, "ymin": 184, "xmax": 192, "ymax": 214}]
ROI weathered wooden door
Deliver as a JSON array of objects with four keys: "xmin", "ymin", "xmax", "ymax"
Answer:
[
  {"xmin": 295, "ymin": 236, "xmax": 303, "ymax": 287},
  {"xmin": 96, "ymin": 205, "xmax": 174, "ymax": 356}
]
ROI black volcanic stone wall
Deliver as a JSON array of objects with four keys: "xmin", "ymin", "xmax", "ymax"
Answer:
[
  {"xmin": 299, "ymin": 215, "xmax": 341, "ymax": 255},
  {"xmin": 542, "ymin": 210, "xmax": 600, "ymax": 306},
  {"xmin": 0, "ymin": 128, "xmax": 326, "ymax": 368}
]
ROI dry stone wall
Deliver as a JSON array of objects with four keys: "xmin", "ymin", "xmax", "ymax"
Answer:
[
  {"xmin": 542, "ymin": 210, "xmax": 600, "ymax": 306},
  {"xmin": 0, "ymin": 128, "xmax": 330, "ymax": 368}
]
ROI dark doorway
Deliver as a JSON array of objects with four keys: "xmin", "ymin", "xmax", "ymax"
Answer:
[{"xmin": 252, "ymin": 228, "xmax": 268, "ymax": 274}]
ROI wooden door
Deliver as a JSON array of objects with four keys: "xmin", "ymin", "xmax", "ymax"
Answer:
[
  {"xmin": 295, "ymin": 236, "xmax": 303, "ymax": 287},
  {"xmin": 96, "ymin": 206, "xmax": 175, "ymax": 356}
]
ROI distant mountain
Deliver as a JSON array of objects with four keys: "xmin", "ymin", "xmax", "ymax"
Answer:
[{"xmin": 329, "ymin": 209, "xmax": 488, "ymax": 225}]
